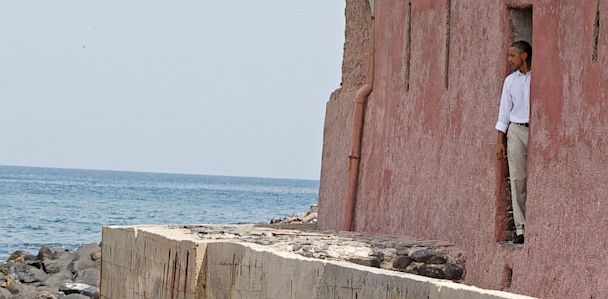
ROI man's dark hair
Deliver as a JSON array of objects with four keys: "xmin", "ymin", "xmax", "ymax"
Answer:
[{"xmin": 512, "ymin": 40, "xmax": 532, "ymax": 66}]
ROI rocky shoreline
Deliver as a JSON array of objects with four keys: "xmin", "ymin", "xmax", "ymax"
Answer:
[
  {"xmin": 269, "ymin": 203, "xmax": 318, "ymax": 224},
  {"xmin": 0, "ymin": 206, "xmax": 319, "ymax": 299},
  {"xmin": 1, "ymin": 244, "xmax": 101, "ymax": 299}
]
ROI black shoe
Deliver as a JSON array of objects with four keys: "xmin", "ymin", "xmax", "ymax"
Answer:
[{"xmin": 513, "ymin": 234, "xmax": 524, "ymax": 244}]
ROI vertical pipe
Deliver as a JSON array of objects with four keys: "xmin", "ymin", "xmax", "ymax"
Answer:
[
  {"xmin": 445, "ymin": 0, "xmax": 452, "ymax": 89},
  {"xmin": 405, "ymin": 1, "xmax": 412, "ymax": 92},
  {"xmin": 341, "ymin": 9, "xmax": 376, "ymax": 232}
]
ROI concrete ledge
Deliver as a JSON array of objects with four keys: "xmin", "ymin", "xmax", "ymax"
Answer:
[{"xmin": 100, "ymin": 225, "xmax": 536, "ymax": 299}]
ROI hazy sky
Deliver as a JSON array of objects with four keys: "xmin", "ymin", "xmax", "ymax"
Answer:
[{"xmin": 0, "ymin": 1, "xmax": 345, "ymax": 180}]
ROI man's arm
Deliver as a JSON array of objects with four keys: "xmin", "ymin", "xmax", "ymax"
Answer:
[
  {"xmin": 495, "ymin": 77, "xmax": 511, "ymax": 160},
  {"xmin": 496, "ymin": 131, "xmax": 507, "ymax": 160}
]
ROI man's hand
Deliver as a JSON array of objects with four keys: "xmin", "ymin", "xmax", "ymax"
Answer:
[{"xmin": 496, "ymin": 131, "xmax": 507, "ymax": 160}]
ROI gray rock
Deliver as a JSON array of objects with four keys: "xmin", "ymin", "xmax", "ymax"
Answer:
[
  {"xmin": 37, "ymin": 246, "xmax": 55, "ymax": 261},
  {"xmin": 43, "ymin": 254, "xmax": 76, "ymax": 274},
  {"xmin": 42, "ymin": 270, "xmax": 73, "ymax": 288},
  {"xmin": 370, "ymin": 251, "xmax": 385, "ymax": 261},
  {"xmin": 74, "ymin": 268, "xmax": 100, "ymax": 287},
  {"xmin": 346, "ymin": 257, "xmax": 381, "ymax": 268},
  {"xmin": 59, "ymin": 282, "xmax": 99, "ymax": 299},
  {"xmin": 0, "ymin": 288, "xmax": 11, "ymax": 299},
  {"xmin": 13, "ymin": 264, "xmax": 48, "ymax": 283},
  {"xmin": 7, "ymin": 283, "xmax": 36, "ymax": 296},
  {"xmin": 71, "ymin": 258, "xmax": 98, "ymax": 273},
  {"xmin": 410, "ymin": 249, "xmax": 447, "ymax": 264},
  {"xmin": 7, "ymin": 251, "xmax": 34, "ymax": 264},
  {"xmin": 372, "ymin": 242, "xmax": 386, "ymax": 249},
  {"xmin": 313, "ymin": 243, "xmax": 328, "ymax": 251},
  {"xmin": 443, "ymin": 263, "xmax": 464, "ymax": 281},
  {"xmin": 73, "ymin": 244, "xmax": 99, "ymax": 263},
  {"xmin": 26, "ymin": 260, "xmax": 46, "ymax": 271},
  {"xmin": 81, "ymin": 286, "xmax": 99, "ymax": 299},
  {"xmin": 412, "ymin": 264, "xmax": 446, "ymax": 279},
  {"xmin": 50, "ymin": 249, "xmax": 69, "ymax": 260},
  {"xmin": 33, "ymin": 290, "xmax": 58, "ymax": 299},
  {"xmin": 392, "ymin": 256, "xmax": 413, "ymax": 269},
  {"xmin": 35, "ymin": 286, "xmax": 58, "ymax": 294},
  {"xmin": 302, "ymin": 212, "xmax": 318, "ymax": 223},
  {"xmin": 70, "ymin": 244, "xmax": 100, "ymax": 273},
  {"xmin": 90, "ymin": 251, "xmax": 101, "ymax": 262},
  {"xmin": 62, "ymin": 294, "xmax": 89, "ymax": 299}
]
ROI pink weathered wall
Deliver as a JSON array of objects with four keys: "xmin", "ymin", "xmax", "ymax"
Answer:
[{"xmin": 318, "ymin": 0, "xmax": 608, "ymax": 298}]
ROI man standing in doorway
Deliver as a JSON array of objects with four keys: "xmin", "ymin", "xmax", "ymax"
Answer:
[{"xmin": 495, "ymin": 41, "xmax": 532, "ymax": 244}]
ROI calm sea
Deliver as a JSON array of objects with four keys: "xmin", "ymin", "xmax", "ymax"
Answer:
[{"xmin": 0, "ymin": 166, "xmax": 318, "ymax": 260}]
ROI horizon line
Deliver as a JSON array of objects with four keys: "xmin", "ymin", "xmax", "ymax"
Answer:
[{"xmin": 0, "ymin": 164, "xmax": 320, "ymax": 182}]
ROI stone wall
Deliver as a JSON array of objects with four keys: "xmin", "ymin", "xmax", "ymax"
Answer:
[{"xmin": 318, "ymin": 0, "xmax": 608, "ymax": 298}]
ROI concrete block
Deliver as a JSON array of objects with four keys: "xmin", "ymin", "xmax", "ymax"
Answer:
[{"xmin": 100, "ymin": 225, "xmax": 537, "ymax": 299}]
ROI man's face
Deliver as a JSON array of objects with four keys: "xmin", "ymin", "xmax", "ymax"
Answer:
[{"xmin": 508, "ymin": 46, "xmax": 527, "ymax": 70}]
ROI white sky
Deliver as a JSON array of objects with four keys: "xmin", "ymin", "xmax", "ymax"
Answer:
[{"xmin": 0, "ymin": 1, "xmax": 345, "ymax": 180}]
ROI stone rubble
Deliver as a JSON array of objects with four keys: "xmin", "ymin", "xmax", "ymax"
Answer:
[
  {"xmin": 0, "ymin": 244, "xmax": 101, "ymax": 299},
  {"xmin": 270, "ymin": 204, "xmax": 318, "ymax": 224},
  {"xmin": 180, "ymin": 222, "xmax": 466, "ymax": 282}
]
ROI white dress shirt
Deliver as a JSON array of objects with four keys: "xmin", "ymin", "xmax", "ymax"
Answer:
[{"xmin": 495, "ymin": 70, "xmax": 531, "ymax": 133}]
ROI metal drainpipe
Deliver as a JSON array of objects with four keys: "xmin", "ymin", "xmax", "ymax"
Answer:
[{"xmin": 341, "ymin": 9, "xmax": 376, "ymax": 232}]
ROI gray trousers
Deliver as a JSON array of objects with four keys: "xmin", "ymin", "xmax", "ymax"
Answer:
[{"xmin": 507, "ymin": 123, "xmax": 528, "ymax": 236}]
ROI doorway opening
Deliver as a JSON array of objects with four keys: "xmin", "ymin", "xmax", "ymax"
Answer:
[{"xmin": 497, "ymin": 5, "xmax": 533, "ymax": 245}]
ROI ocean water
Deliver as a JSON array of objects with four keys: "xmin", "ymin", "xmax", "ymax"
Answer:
[{"xmin": 0, "ymin": 166, "xmax": 318, "ymax": 260}]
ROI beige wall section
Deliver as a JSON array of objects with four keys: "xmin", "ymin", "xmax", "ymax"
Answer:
[
  {"xmin": 101, "ymin": 225, "xmax": 537, "ymax": 299},
  {"xmin": 101, "ymin": 226, "xmax": 207, "ymax": 299}
]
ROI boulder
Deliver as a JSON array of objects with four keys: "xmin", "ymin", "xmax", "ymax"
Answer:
[
  {"xmin": 32, "ymin": 290, "xmax": 58, "ymax": 299},
  {"xmin": 59, "ymin": 282, "xmax": 99, "ymax": 299},
  {"xmin": 412, "ymin": 264, "xmax": 446, "ymax": 279},
  {"xmin": 50, "ymin": 248, "xmax": 70, "ymax": 260},
  {"xmin": 410, "ymin": 249, "xmax": 447, "ymax": 264},
  {"xmin": 73, "ymin": 244, "xmax": 99, "ymax": 262},
  {"xmin": 71, "ymin": 244, "xmax": 100, "ymax": 272},
  {"xmin": 35, "ymin": 286, "xmax": 58, "ymax": 294},
  {"xmin": 71, "ymin": 258, "xmax": 98, "ymax": 273},
  {"xmin": 0, "ymin": 288, "xmax": 11, "ymax": 299},
  {"xmin": 26, "ymin": 260, "xmax": 46, "ymax": 271},
  {"xmin": 302, "ymin": 212, "xmax": 318, "ymax": 223},
  {"xmin": 12, "ymin": 264, "xmax": 48, "ymax": 283},
  {"xmin": 43, "ymin": 253, "xmax": 76, "ymax": 274},
  {"xmin": 392, "ymin": 256, "xmax": 413, "ymax": 269},
  {"xmin": 81, "ymin": 285, "xmax": 100, "ymax": 299},
  {"xmin": 90, "ymin": 250, "xmax": 101, "ymax": 262},
  {"xmin": 346, "ymin": 257, "xmax": 381, "ymax": 268},
  {"xmin": 42, "ymin": 269, "xmax": 73, "ymax": 288},
  {"xmin": 75, "ymin": 268, "xmax": 100, "ymax": 287},
  {"xmin": 0, "ymin": 266, "xmax": 17, "ymax": 288},
  {"xmin": 7, "ymin": 283, "xmax": 36, "ymax": 297},
  {"xmin": 443, "ymin": 263, "xmax": 464, "ymax": 281},
  {"xmin": 7, "ymin": 251, "xmax": 34, "ymax": 264},
  {"xmin": 37, "ymin": 246, "xmax": 55, "ymax": 261}
]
